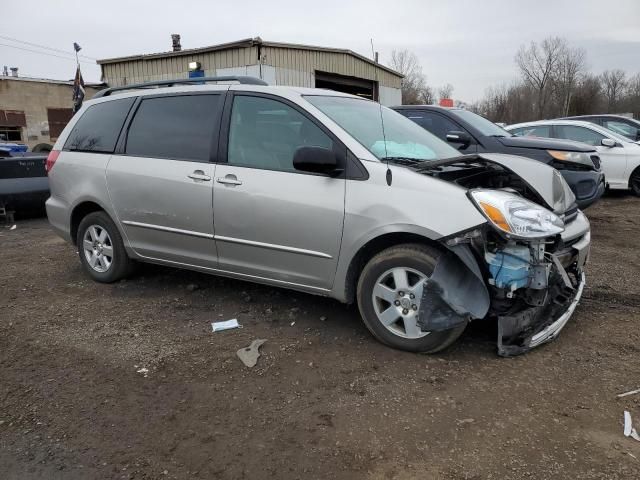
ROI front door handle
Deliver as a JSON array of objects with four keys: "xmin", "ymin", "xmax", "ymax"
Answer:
[
  {"xmin": 188, "ymin": 170, "xmax": 212, "ymax": 182},
  {"xmin": 216, "ymin": 175, "xmax": 243, "ymax": 186}
]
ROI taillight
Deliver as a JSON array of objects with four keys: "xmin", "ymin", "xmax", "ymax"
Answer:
[{"xmin": 45, "ymin": 150, "xmax": 60, "ymax": 173}]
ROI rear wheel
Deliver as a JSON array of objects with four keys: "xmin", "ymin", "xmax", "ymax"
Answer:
[
  {"xmin": 76, "ymin": 211, "xmax": 132, "ymax": 283},
  {"xmin": 630, "ymin": 169, "xmax": 640, "ymax": 197},
  {"xmin": 356, "ymin": 243, "xmax": 467, "ymax": 353}
]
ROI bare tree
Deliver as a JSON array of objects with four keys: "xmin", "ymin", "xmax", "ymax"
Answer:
[
  {"xmin": 438, "ymin": 83, "xmax": 454, "ymax": 101},
  {"xmin": 570, "ymin": 74, "xmax": 603, "ymax": 115},
  {"xmin": 515, "ymin": 37, "xmax": 566, "ymax": 117},
  {"xmin": 388, "ymin": 49, "xmax": 433, "ymax": 105},
  {"xmin": 554, "ymin": 45, "xmax": 586, "ymax": 116},
  {"xmin": 601, "ymin": 69, "xmax": 627, "ymax": 112}
]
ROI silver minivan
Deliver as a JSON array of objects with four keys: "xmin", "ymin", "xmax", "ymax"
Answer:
[{"xmin": 45, "ymin": 77, "xmax": 591, "ymax": 356}]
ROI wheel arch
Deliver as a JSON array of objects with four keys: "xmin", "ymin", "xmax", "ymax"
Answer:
[
  {"xmin": 628, "ymin": 164, "xmax": 640, "ymax": 191},
  {"xmin": 341, "ymin": 230, "xmax": 445, "ymax": 305},
  {"xmin": 70, "ymin": 200, "xmax": 110, "ymax": 245}
]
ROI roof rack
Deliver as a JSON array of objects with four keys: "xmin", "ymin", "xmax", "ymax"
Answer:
[{"xmin": 93, "ymin": 76, "xmax": 269, "ymax": 98}]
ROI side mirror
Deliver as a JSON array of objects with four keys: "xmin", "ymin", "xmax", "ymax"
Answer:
[
  {"xmin": 293, "ymin": 146, "xmax": 342, "ymax": 176},
  {"xmin": 601, "ymin": 138, "xmax": 616, "ymax": 148},
  {"xmin": 446, "ymin": 130, "xmax": 472, "ymax": 146}
]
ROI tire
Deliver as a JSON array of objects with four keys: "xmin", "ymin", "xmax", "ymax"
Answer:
[
  {"xmin": 76, "ymin": 211, "xmax": 133, "ymax": 283},
  {"xmin": 630, "ymin": 169, "xmax": 640, "ymax": 197},
  {"xmin": 356, "ymin": 243, "xmax": 467, "ymax": 353}
]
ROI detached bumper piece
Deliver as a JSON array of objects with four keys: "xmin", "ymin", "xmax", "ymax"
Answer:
[
  {"xmin": 417, "ymin": 247, "xmax": 490, "ymax": 333},
  {"xmin": 497, "ymin": 272, "xmax": 585, "ymax": 357}
]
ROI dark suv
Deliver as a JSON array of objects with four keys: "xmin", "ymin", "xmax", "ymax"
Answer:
[{"xmin": 393, "ymin": 105, "xmax": 605, "ymax": 209}]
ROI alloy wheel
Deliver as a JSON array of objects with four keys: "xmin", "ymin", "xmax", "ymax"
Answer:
[
  {"xmin": 82, "ymin": 225, "xmax": 114, "ymax": 273},
  {"xmin": 371, "ymin": 267, "xmax": 430, "ymax": 339}
]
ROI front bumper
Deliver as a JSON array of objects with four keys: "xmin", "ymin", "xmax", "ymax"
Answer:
[
  {"xmin": 497, "ymin": 272, "xmax": 585, "ymax": 356},
  {"xmin": 496, "ymin": 214, "xmax": 590, "ymax": 356},
  {"xmin": 560, "ymin": 169, "xmax": 605, "ymax": 210}
]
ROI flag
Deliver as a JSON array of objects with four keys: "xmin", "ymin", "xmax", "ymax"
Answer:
[
  {"xmin": 72, "ymin": 65, "xmax": 85, "ymax": 113},
  {"xmin": 73, "ymin": 42, "xmax": 82, "ymax": 53}
]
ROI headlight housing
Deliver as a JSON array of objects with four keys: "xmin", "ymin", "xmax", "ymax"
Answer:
[
  {"xmin": 547, "ymin": 150, "xmax": 595, "ymax": 169},
  {"xmin": 470, "ymin": 190, "xmax": 565, "ymax": 239}
]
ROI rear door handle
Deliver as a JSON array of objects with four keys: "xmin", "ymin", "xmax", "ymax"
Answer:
[
  {"xmin": 216, "ymin": 176, "xmax": 243, "ymax": 186},
  {"xmin": 188, "ymin": 170, "xmax": 211, "ymax": 182}
]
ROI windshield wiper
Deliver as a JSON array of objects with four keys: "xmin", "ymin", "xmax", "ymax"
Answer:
[
  {"xmin": 380, "ymin": 157, "xmax": 426, "ymax": 166},
  {"xmin": 413, "ymin": 154, "xmax": 485, "ymax": 172}
]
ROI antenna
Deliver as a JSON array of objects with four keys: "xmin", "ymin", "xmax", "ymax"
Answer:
[{"xmin": 371, "ymin": 39, "xmax": 391, "ymax": 186}]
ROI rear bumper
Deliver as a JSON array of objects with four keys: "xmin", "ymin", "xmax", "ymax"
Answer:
[
  {"xmin": 45, "ymin": 196, "xmax": 72, "ymax": 243},
  {"xmin": 560, "ymin": 170, "xmax": 605, "ymax": 210}
]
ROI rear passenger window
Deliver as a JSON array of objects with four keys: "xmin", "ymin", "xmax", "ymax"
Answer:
[
  {"xmin": 228, "ymin": 95, "xmax": 333, "ymax": 172},
  {"xmin": 511, "ymin": 125, "xmax": 551, "ymax": 138},
  {"xmin": 64, "ymin": 97, "xmax": 135, "ymax": 153},
  {"xmin": 126, "ymin": 95, "xmax": 221, "ymax": 162}
]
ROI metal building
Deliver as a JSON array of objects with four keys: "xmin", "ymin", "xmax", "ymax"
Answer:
[{"xmin": 97, "ymin": 37, "xmax": 403, "ymax": 106}]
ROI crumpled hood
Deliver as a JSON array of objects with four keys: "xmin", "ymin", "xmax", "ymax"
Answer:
[{"xmin": 478, "ymin": 153, "xmax": 577, "ymax": 214}]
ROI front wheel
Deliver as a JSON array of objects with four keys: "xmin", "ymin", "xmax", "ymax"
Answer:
[
  {"xmin": 76, "ymin": 211, "xmax": 133, "ymax": 283},
  {"xmin": 356, "ymin": 243, "xmax": 467, "ymax": 353},
  {"xmin": 630, "ymin": 169, "xmax": 640, "ymax": 197}
]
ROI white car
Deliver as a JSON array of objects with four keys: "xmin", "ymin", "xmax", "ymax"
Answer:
[{"xmin": 506, "ymin": 120, "xmax": 640, "ymax": 196}]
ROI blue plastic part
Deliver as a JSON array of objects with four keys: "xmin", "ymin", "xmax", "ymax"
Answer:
[
  {"xmin": 0, "ymin": 142, "xmax": 28, "ymax": 153},
  {"xmin": 486, "ymin": 245, "xmax": 531, "ymax": 290}
]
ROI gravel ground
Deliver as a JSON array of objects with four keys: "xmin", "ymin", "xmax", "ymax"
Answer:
[{"xmin": 1, "ymin": 192, "xmax": 639, "ymax": 480}]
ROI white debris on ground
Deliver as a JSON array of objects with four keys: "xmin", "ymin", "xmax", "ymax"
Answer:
[
  {"xmin": 623, "ymin": 411, "xmax": 640, "ymax": 441},
  {"xmin": 9, "ymin": 225, "xmax": 16, "ymax": 230},
  {"xmin": 136, "ymin": 367, "xmax": 149, "ymax": 377},
  {"xmin": 211, "ymin": 318, "xmax": 242, "ymax": 332},
  {"xmin": 618, "ymin": 388, "xmax": 640, "ymax": 398}
]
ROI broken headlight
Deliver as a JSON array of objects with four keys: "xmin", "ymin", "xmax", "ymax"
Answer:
[{"xmin": 470, "ymin": 190, "xmax": 564, "ymax": 239}]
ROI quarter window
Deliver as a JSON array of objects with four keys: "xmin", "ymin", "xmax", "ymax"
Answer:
[
  {"xmin": 64, "ymin": 97, "xmax": 135, "ymax": 153},
  {"xmin": 553, "ymin": 125, "xmax": 605, "ymax": 146},
  {"xmin": 228, "ymin": 96, "xmax": 333, "ymax": 172},
  {"xmin": 126, "ymin": 95, "xmax": 221, "ymax": 161}
]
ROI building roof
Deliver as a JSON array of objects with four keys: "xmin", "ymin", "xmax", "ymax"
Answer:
[
  {"xmin": 0, "ymin": 75, "xmax": 104, "ymax": 87},
  {"xmin": 97, "ymin": 37, "xmax": 403, "ymax": 78}
]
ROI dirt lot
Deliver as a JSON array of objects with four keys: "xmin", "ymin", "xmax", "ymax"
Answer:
[{"xmin": 1, "ymin": 193, "xmax": 640, "ymax": 480}]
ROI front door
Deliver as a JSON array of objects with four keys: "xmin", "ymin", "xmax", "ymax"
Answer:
[
  {"xmin": 106, "ymin": 93, "xmax": 223, "ymax": 267},
  {"xmin": 212, "ymin": 93, "xmax": 346, "ymax": 290}
]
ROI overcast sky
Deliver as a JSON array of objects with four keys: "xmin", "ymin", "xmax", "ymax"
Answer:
[{"xmin": 2, "ymin": 0, "xmax": 639, "ymax": 102}]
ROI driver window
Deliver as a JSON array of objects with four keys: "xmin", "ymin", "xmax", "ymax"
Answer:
[
  {"xmin": 554, "ymin": 125, "xmax": 605, "ymax": 146},
  {"xmin": 228, "ymin": 96, "xmax": 333, "ymax": 172}
]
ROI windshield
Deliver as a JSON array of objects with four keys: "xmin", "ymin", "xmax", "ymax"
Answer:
[
  {"xmin": 304, "ymin": 95, "xmax": 460, "ymax": 161},
  {"xmin": 454, "ymin": 109, "xmax": 512, "ymax": 137}
]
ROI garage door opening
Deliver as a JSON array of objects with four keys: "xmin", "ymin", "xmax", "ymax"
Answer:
[{"xmin": 315, "ymin": 71, "xmax": 378, "ymax": 101}]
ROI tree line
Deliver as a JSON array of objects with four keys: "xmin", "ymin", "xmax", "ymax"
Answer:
[{"xmin": 388, "ymin": 37, "xmax": 640, "ymax": 125}]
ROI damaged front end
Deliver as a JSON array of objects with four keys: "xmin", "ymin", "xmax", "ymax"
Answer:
[{"xmin": 414, "ymin": 155, "xmax": 591, "ymax": 356}]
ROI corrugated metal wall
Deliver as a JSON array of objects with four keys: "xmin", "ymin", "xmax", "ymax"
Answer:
[
  {"xmin": 101, "ymin": 45, "xmax": 402, "ymax": 90},
  {"xmin": 260, "ymin": 46, "xmax": 401, "ymax": 89},
  {"xmin": 102, "ymin": 46, "xmax": 259, "ymax": 86}
]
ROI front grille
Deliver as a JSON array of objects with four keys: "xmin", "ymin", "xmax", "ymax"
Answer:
[{"xmin": 591, "ymin": 155, "xmax": 601, "ymax": 170}]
